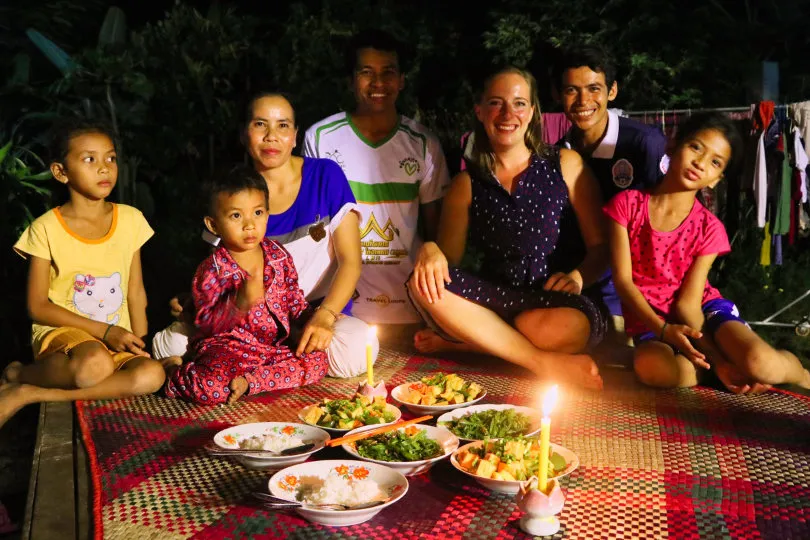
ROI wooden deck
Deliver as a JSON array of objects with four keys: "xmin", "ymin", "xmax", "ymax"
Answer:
[{"xmin": 22, "ymin": 401, "xmax": 90, "ymax": 540}]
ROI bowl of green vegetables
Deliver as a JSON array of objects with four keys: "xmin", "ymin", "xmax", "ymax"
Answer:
[
  {"xmin": 436, "ymin": 404, "xmax": 542, "ymax": 442},
  {"xmin": 341, "ymin": 424, "xmax": 459, "ymax": 476}
]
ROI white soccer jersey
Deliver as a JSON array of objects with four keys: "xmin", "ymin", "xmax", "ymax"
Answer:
[{"xmin": 303, "ymin": 112, "xmax": 450, "ymax": 323}]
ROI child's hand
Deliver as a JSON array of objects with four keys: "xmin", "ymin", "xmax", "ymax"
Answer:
[
  {"xmin": 662, "ymin": 323, "xmax": 709, "ymax": 369},
  {"xmin": 104, "ymin": 326, "xmax": 151, "ymax": 358},
  {"xmin": 296, "ymin": 309, "xmax": 335, "ymax": 356}
]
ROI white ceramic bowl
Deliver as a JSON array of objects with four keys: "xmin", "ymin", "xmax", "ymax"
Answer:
[
  {"xmin": 390, "ymin": 382, "xmax": 487, "ymax": 416},
  {"xmin": 268, "ymin": 459, "xmax": 409, "ymax": 527},
  {"xmin": 436, "ymin": 404, "xmax": 542, "ymax": 442},
  {"xmin": 341, "ymin": 424, "xmax": 459, "ymax": 476},
  {"xmin": 212, "ymin": 422, "xmax": 329, "ymax": 470},
  {"xmin": 450, "ymin": 440, "xmax": 579, "ymax": 494},
  {"xmin": 298, "ymin": 403, "xmax": 402, "ymax": 434}
]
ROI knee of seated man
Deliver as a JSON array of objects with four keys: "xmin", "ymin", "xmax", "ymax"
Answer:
[{"xmin": 71, "ymin": 344, "xmax": 115, "ymax": 388}]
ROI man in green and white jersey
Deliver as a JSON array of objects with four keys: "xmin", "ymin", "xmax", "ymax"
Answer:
[{"xmin": 303, "ymin": 29, "xmax": 450, "ymax": 324}]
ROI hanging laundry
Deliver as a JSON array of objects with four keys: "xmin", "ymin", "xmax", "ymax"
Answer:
[
  {"xmin": 760, "ymin": 222, "xmax": 772, "ymax": 266},
  {"xmin": 773, "ymin": 129, "xmax": 793, "ymax": 236},
  {"xmin": 754, "ymin": 131, "xmax": 768, "ymax": 227},
  {"xmin": 788, "ymin": 101, "xmax": 810, "ymax": 159}
]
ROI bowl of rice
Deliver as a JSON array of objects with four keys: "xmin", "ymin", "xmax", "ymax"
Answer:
[
  {"xmin": 268, "ymin": 460, "xmax": 409, "ymax": 526},
  {"xmin": 213, "ymin": 422, "xmax": 330, "ymax": 470}
]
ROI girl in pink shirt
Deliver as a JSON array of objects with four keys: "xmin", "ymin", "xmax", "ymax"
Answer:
[{"xmin": 605, "ymin": 112, "xmax": 810, "ymax": 394}]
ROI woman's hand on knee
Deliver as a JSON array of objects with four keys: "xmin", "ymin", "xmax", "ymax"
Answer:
[
  {"xmin": 413, "ymin": 242, "xmax": 451, "ymax": 304},
  {"xmin": 296, "ymin": 310, "xmax": 335, "ymax": 356},
  {"xmin": 543, "ymin": 271, "xmax": 583, "ymax": 295},
  {"xmin": 169, "ymin": 293, "xmax": 194, "ymax": 324}
]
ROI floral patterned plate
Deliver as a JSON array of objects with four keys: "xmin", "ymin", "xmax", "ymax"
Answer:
[
  {"xmin": 212, "ymin": 422, "xmax": 330, "ymax": 470},
  {"xmin": 268, "ymin": 460, "xmax": 409, "ymax": 527}
]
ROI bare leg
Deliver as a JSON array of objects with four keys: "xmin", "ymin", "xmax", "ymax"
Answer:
[
  {"xmin": 16, "ymin": 342, "xmax": 115, "ymax": 389},
  {"xmin": 227, "ymin": 376, "xmax": 249, "ymax": 404},
  {"xmin": 0, "ymin": 357, "xmax": 166, "ymax": 429},
  {"xmin": 413, "ymin": 329, "xmax": 481, "ymax": 353},
  {"xmin": 713, "ymin": 322, "xmax": 810, "ymax": 389},
  {"xmin": 689, "ymin": 332, "xmax": 771, "ymax": 395},
  {"xmin": 633, "ymin": 340, "xmax": 699, "ymax": 388},
  {"xmin": 408, "ymin": 280, "xmax": 602, "ymax": 390}
]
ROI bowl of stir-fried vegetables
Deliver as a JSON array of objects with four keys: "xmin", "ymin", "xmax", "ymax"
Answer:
[
  {"xmin": 298, "ymin": 394, "xmax": 402, "ymax": 433},
  {"xmin": 342, "ymin": 424, "xmax": 459, "ymax": 476},
  {"xmin": 391, "ymin": 373, "xmax": 487, "ymax": 415},
  {"xmin": 436, "ymin": 404, "xmax": 543, "ymax": 442},
  {"xmin": 450, "ymin": 437, "xmax": 578, "ymax": 493}
]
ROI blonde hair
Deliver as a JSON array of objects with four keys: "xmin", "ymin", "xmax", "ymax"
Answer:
[{"xmin": 469, "ymin": 66, "xmax": 548, "ymax": 174}]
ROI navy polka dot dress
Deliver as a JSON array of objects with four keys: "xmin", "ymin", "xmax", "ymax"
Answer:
[{"xmin": 445, "ymin": 151, "xmax": 606, "ymax": 349}]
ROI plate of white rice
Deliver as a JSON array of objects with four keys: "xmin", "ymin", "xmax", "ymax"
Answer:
[
  {"xmin": 268, "ymin": 460, "xmax": 409, "ymax": 527},
  {"xmin": 212, "ymin": 422, "xmax": 329, "ymax": 470}
]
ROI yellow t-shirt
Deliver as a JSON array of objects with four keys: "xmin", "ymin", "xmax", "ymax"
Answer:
[{"xmin": 13, "ymin": 204, "xmax": 154, "ymax": 351}]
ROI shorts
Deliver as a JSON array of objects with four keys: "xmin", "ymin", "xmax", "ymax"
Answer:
[
  {"xmin": 633, "ymin": 298, "xmax": 748, "ymax": 347},
  {"xmin": 37, "ymin": 327, "xmax": 143, "ymax": 370}
]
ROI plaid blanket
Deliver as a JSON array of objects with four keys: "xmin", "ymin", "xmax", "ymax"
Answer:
[{"xmin": 76, "ymin": 346, "xmax": 810, "ymax": 539}]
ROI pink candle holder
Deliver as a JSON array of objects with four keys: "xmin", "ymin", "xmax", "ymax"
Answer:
[
  {"xmin": 514, "ymin": 476, "xmax": 565, "ymax": 536},
  {"xmin": 357, "ymin": 379, "xmax": 387, "ymax": 399}
]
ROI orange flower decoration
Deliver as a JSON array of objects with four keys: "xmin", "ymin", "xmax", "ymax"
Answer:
[
  {"xmin": 282, "ymin": 425, "xmax": 295, "ymax": 436},
  {"xmin": 223, "ymin": 434, "xmax": 237, "ymax": 446},
  {"xmin": 284, "ymin": 475, "xmax": 298, "ymax": 487},
  {"xmin": 352, "ymin": 467, "xmax": 370, "ymax": 480},
  {"xmin": 335, "ymin": 465, "xmax": 349, "ymax": 476}
]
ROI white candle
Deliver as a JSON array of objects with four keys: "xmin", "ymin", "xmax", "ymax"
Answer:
[
  {"xmin": 538, "ymin": 385, "xmax": 559, "ymax": 492},
  {"xmin": 366, "ymin": 325, "xmax": 377, "ymax": 386}
]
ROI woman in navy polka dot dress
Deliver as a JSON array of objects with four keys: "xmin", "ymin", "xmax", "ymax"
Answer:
[{"xmin": 408, "ymin": 66, "xmax": 609, "ymax": 390}]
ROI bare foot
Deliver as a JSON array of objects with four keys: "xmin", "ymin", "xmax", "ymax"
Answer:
[
  {"xmin": 0, "ymin": 383, "xmax": 36, "ymax": 429},
  {"xmin": 159, "ymin": 356, "xmax": 183, "ymax": 370},
  {"xmin": 227, "ymin": 376, "xmax": 249, "ymax": 404},
  {"xmin": 413, "ymin": 329, "xmax": 473, "ymax": 353},
  {"xmin": 1, "ymin": 362, "xmax": 23, "ymax": 384},
  {"xmin": 715, "ymin": 360, "xmax": 771, "ymax": 395},
  {"xmin": 554, "ymin": 355, "xmax": 603, "ymax": 391}
]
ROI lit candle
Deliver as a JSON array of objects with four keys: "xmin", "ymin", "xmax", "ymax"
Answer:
[
  {"xmin": 538, "ymin": 384, "xmax": 559, "ymax": 493},
  {"xmin": 366, "ymin": 326, "xmax": 377, "ymax": 386}
]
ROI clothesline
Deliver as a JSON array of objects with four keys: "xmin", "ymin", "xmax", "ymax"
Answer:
[{"xmin": 624, "ymin": 106, "xmax": 753, "ymax": 116}]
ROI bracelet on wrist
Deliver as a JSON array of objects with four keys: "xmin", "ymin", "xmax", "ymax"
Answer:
[
  {"xmin": 660, "ymin": 322, "xmax": 668, "ymax": 340},
  {"xmin": 102, "ymin": 324, "xmax": 114, "ymax": 341},
  {"xmin": 316, "ymin": 304, "xmax": 339, "ymax": 321}
]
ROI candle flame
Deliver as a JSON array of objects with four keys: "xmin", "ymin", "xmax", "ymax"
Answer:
[{"xmin": 541, "ymin": 385, "xmax": 559, "ymax": 417}]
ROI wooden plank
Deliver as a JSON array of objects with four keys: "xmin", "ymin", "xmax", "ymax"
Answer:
[
  {"xmin": 25, "ymin": 401, "xmax": 77, "ymax": 540},
  {"xmin": 74, "ymin": 413, "xmax": 90, "ymax": 539},
  {"xmin": 21, "ymin": 404, "xmax": 46, "ymax": 540}
]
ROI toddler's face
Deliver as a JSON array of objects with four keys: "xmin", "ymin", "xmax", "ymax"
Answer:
[{"xmin": 206, "ymin": 188, "xmax": 269, "ymax": 253}]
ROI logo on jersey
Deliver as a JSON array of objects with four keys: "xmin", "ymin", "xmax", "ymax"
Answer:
[
  {"xmin": 612, "ymin": 159, "xmax": 634, "ymax": 189},
  {"xmin": 399, "ymin": 157, "xmax": 420, "ymax": 176},
  {"xmin": 359, "ymin": 213, "xmax": 406, "ymax": 264},
  {"xmin": 325, "ymin": 149, "xmax": 346, "ymax": 171}
]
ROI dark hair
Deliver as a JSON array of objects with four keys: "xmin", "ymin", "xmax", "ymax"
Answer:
[
  {"xmin": 468, "ymin": 66, "xmax": 548, "ymax": 173},
  {"xmin": 344, "ymin": 28, "xmax": 408, "ymax": 76},
  {"xmin": 242, "ymin": 91, "xmax": 297, "ymax": 130},
  {"xmin": 672, "ymin": 112, "xmax": 744, "ymax": 178},
  {"xmin": 202, "ymin": 163, "xmax": 269, "ymax": 215},
  {"xmin": 50, "ymin": 117, "xmax": 116, "ymax": 164},
  {"xmin": 551, "ymin": 45, "xmax": 617, "ymax": 90}
]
